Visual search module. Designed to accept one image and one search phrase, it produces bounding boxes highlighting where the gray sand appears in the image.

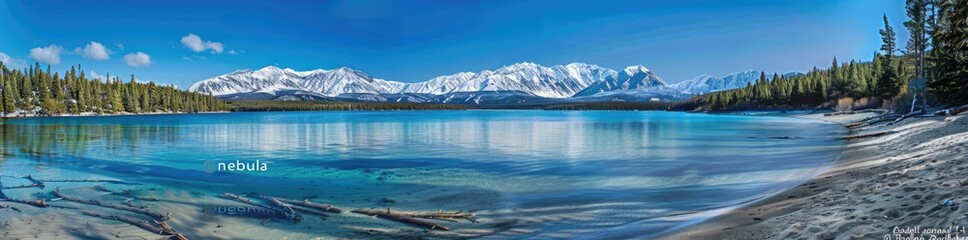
[661,113,968,240]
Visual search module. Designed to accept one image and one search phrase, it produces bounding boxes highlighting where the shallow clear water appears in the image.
[0,111,844,239]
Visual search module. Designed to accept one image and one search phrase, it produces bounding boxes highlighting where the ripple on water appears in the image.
[0,111,845,238]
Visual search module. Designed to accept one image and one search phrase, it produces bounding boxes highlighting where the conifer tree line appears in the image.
[699,0,967,110]
[926,0,968,104]
[0,62,229,116]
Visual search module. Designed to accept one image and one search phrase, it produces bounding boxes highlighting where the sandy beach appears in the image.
[661,112,968,240]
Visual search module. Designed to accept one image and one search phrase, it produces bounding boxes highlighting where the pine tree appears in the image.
[877,15,902,98]
[829,57,850,98]
[107,88,123,113]
[38,64,52,102]
[905,0,930,79]
[112,89,124,113]
[928,0,968,104]
[848,60,868,97]
[20,66,33,110]
[91,75,105,114]
[75,74,87,113]
[0,68,10,115]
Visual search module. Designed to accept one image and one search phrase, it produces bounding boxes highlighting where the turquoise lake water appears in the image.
[0,111,845,239]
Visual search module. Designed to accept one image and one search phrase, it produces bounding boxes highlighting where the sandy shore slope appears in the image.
[660,112,968,240]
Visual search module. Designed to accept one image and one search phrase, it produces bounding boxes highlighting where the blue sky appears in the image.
[0,0,908,88]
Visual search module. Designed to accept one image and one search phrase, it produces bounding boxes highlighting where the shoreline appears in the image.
[659,111,968,239]
[4,109,962,239]
[0,110,851,239]
[0,111,230,119]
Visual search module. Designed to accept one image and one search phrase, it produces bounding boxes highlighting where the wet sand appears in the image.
[661,112,968,240]
[0,178,497,240]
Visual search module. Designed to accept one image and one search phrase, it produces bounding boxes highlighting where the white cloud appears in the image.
[115,42,125,50]
[182,54,208,62]
[76,41,111,60]
[180,34,224,54]
[29,45,64,64]
[207,42,223,53]
[124,52,151,67]
[0,52,27,69]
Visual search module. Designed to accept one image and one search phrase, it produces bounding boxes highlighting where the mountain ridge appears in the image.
[189,63,770,104]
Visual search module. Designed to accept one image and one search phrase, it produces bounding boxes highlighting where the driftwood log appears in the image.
[935,104,968,116]
[82,211,189,240]
[119,189,160,201]
[0,175,45,190]
[157,220,191,240]
[222,193,302,223]
[865,113,902,125]
[54,188,168,221]
[0,196,47,207]
[845,112,889,129]
[34,178,128,184]
[0,175,125,191]
[390,210,478,223]
[842,131,896,140]
[23,175,46,189]
[0,179,48,208]
[272,197,343,213]
[823,109,888,116]
[352,208,450,231]
[0,183,43,190]
[2,198,48,208]
[95,185,160,201]
[253,195,323,217]
[284,202,332,217]
[252,195,331,217]
[889,109,927,125]
[82,211,165,233]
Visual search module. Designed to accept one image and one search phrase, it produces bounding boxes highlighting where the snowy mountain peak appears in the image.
[694,74,715,79]
[257,65,284,72]
[623,65,651,75]
[570,65,668,97]
[621,65,668,86]
[565,62,595,68]
[335,66,356,73]
[502,62,540,70]
[670,70,763,95]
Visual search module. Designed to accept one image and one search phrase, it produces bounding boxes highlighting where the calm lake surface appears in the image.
[0,111,845,239]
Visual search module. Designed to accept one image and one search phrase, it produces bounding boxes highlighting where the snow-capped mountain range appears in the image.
[188,63,768,104]
[571,65,668,97]
[670,70,762,95]
[188,66,405,97]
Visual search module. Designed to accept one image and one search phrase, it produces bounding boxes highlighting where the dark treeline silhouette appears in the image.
[234,101,704,112]
[697,0,967,111]
[699,57,897,111]
[926,0,968,104]
[0,63,228,116]
[543,101,699,111]
[229,100,468,111]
